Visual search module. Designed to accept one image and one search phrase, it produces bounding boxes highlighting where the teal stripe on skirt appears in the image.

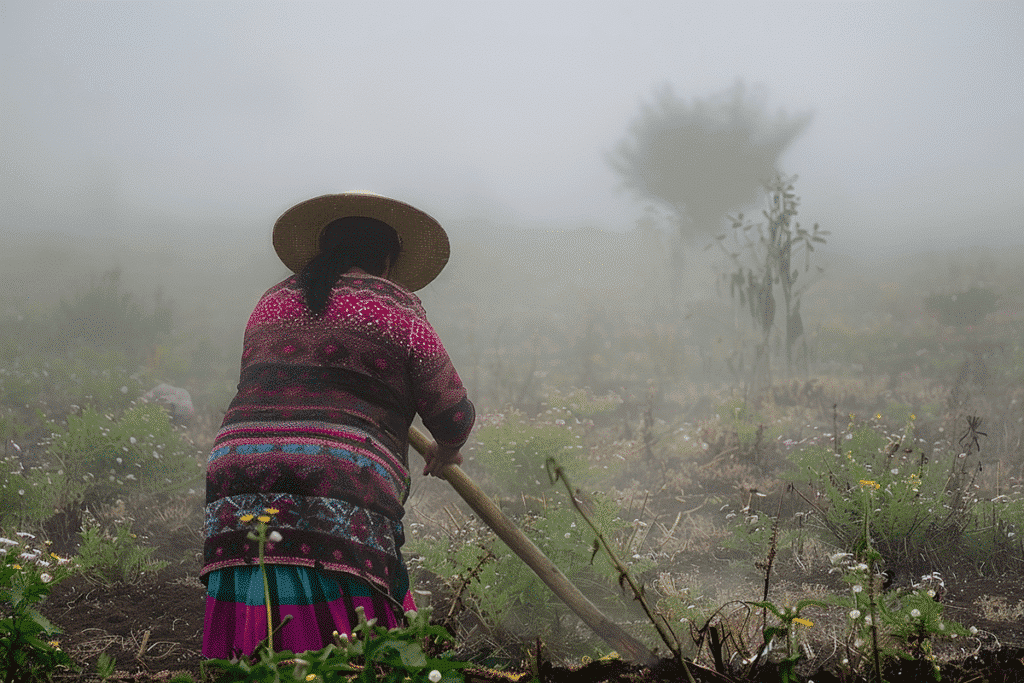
[203,565,415,658]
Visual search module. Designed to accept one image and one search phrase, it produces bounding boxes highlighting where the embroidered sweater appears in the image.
[202,273,474,597]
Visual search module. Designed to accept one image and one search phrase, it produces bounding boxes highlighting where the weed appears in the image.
[41,402,203,517]
[783,415,1010,572]
[76,521,168,586]
[0,533,77,682]
[94,652,115,681]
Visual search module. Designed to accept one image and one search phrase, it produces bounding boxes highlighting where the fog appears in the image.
[2,0,1023,400]
[4,6,1024,670]
[2,1,1021,257]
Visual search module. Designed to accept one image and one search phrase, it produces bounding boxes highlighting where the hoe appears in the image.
[408,426,657,667]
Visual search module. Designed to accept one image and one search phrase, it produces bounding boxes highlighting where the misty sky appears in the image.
[2,1,1022,255]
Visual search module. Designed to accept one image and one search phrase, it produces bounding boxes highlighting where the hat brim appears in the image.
[273,193,449,292]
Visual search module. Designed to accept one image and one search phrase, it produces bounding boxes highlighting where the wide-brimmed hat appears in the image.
[273,192,450,292]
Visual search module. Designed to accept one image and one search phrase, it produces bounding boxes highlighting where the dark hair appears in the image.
[297,216,402,317]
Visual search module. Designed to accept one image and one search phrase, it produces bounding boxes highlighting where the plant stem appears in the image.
[863,490,882,683]
[257,523,274,652]
[546,458,682,665]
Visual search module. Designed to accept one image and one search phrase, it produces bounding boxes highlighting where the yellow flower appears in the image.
[48,640,61,650]
[264,507,280,515]
[910,414,916,420]
[875,413,882,420]
[792,617,814,627]
[12,564,20,570]
[859,479,880,489]
[239,514,255,523]
[257,515,271,523]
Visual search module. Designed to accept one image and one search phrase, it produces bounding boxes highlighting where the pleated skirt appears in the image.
[202,565,418,659]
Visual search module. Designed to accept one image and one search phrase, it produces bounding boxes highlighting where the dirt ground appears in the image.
[36,510,1024,683]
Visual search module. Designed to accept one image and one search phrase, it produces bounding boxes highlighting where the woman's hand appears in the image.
[422,441,463,478]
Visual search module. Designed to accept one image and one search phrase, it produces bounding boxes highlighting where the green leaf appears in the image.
[390,640,428,668]
[27,608,60,635]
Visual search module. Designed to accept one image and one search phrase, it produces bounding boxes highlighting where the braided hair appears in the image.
[296,216,402,317]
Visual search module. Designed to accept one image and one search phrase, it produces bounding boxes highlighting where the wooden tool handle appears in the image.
[408,426,656,666]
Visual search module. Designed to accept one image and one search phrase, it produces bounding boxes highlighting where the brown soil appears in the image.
[36,519,1024,683]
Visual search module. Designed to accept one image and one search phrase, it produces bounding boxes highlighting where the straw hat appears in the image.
[273,193,450,292]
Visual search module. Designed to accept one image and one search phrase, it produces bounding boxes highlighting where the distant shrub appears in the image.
[925,287,997,327]
[41,403,202,513]
[51,268,173,360]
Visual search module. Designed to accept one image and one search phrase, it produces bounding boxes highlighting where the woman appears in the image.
[201,193,474,658]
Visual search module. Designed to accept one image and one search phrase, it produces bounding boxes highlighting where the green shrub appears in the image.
[42,402,202,512]
[0,533,77,682]
[472,412,584,492]
[783,417,1013,571]
[76,521,167,586]
[0,465,69,531]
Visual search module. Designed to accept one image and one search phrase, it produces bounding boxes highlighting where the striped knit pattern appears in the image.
[202,273,474,601]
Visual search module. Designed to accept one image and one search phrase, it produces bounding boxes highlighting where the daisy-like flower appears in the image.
[264,507,280,514]
[239,513,255,523]
[40,573,52,583]
[257,515,271,523]
[849,609,861,619]
[910,608,921,618]
[859,479,880,490]
[792,617,814,627]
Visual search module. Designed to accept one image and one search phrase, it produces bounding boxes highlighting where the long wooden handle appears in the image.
[408,427,656,667]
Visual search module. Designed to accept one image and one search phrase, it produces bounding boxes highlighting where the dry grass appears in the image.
[975,595,1024,622]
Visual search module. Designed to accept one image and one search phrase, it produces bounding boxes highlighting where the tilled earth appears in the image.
[37,520,1024,683]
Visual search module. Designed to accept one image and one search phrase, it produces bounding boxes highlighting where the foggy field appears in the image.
[3,2,1023,680]
[2,228,1024,682]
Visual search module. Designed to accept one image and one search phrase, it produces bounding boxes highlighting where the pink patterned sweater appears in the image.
[202,273,474,600]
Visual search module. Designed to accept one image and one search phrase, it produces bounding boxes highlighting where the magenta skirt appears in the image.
[203,565,417,659]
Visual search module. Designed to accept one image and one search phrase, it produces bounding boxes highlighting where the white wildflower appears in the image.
[849,609,861,619]
[910,609,921,618]
[428,671,443,683]
[829,552,852,565]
